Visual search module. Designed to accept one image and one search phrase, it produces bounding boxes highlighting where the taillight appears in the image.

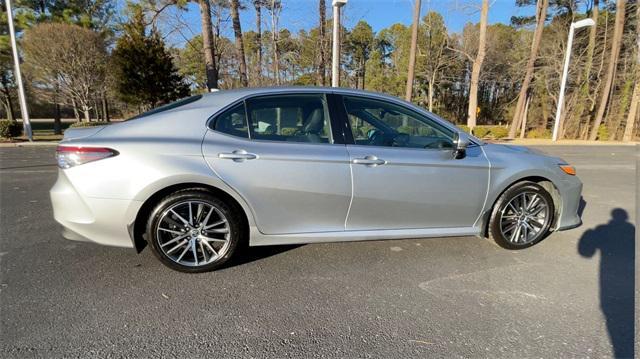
[55,146,118,169]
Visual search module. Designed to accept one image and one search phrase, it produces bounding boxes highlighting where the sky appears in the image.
[159,0,539,48]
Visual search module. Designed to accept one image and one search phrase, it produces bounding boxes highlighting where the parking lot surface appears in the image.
[0,145,636,358]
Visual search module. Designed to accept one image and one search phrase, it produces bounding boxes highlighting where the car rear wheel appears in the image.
[146,190,241,272]
[488,181,554,249]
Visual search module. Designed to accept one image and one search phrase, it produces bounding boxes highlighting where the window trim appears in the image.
[337,94,463,151]
[207,92,349,146]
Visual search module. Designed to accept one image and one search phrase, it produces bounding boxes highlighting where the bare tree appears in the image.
[23,23,107,122]
[467,0,489,130]
[318,0,327,86]
[405,0,421,101]
[589,0,626,140]
[508,0,549,138]
[230,0,248,86]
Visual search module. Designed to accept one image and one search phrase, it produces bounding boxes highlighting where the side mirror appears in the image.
[452,131,470,159]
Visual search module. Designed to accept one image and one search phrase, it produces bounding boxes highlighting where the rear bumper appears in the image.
[50,169,141,248]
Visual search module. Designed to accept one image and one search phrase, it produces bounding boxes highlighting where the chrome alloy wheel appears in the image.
[155,200,231,267]
[499,191,550,245]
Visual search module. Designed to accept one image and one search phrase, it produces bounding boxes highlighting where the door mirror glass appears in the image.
[453,131,470,159]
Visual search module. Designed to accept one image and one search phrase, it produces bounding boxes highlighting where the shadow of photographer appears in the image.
[578,208,635,358]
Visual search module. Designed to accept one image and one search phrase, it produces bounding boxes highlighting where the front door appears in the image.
[202,93,352,235]
[339,95,490,231]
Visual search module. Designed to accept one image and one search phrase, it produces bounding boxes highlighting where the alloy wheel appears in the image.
[499,191,550,245]
[155,200,231,267]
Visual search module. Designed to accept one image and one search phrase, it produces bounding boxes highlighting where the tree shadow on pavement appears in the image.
[578,208,635,358]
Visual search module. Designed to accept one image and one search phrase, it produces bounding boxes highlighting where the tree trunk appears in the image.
[405,0,421,101]
[564,0,598,139]
[428,72,436,112]
[72,99,80,122]
[255,2,262,86]
[508,0,549,138]
[589,0,626,141]
[622,3,639,142]
[82,106,91,122]
[199,0,219,90]
[231,0,248,87]
[4,94,14,121]
[318,0,327,86]
[53,103,62,135]
[467,0,489,130]
[519,94,531,139]
[102,96,110,122]
[271,3,281,85]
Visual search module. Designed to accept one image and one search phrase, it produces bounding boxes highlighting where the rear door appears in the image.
[337,94,490,231]
[202,93,352,235]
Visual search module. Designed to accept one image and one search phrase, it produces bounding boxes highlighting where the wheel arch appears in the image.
[481,175,562,238]
[130,182,251,253]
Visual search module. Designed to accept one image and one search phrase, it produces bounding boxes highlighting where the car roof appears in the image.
[196,86,408,107]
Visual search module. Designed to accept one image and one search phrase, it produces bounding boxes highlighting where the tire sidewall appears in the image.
[146,190,240,273]
[489,182,555,249]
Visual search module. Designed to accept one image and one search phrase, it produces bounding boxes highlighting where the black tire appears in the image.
[488,181,555,249]
[146,189,242,273]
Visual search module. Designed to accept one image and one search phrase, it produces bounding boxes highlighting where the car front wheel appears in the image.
[488,181,555,249]
[146,189,241,272]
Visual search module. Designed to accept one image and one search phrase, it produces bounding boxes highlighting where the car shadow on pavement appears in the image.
[223,244,304,269]
[578,208,635,358]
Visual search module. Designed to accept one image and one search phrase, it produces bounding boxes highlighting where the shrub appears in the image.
[0,120,21,139]
[397,125,414,135]
[489,126,509,139]
[473,126,490,139]
[418,126,436,136]
[526,128,551,139]
[280,127,298,136]
[458,125,470,133]
[596,124,609,141]
[69,121,110,128]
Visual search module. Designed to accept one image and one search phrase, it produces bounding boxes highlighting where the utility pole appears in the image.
[405,0,421,101]
[5,0,32,141]
[552,18,596,141]
[331,0,347,87]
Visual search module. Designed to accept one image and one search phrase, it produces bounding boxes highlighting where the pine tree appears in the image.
[111,6,189,110]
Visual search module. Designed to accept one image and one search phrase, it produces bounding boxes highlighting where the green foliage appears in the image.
[111,5,189,109]
[597,124,609,141]
[526,128,551,139]
[280,127,297,136]
[458,125,508,139]
[0,120,21,138]
[397,125,413,135]
[69,121,110,128]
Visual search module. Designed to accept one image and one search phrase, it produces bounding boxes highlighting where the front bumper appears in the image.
[555,176,583,231]
[50,169,141,248]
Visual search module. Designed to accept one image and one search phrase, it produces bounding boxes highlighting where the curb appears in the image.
[0,141,59,147]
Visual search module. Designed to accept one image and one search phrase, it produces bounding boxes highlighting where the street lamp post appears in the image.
[552,18,596,142]
[331,0,347,87]
[5,0,32,141]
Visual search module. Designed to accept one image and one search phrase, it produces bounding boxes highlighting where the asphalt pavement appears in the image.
[0,145,636,358]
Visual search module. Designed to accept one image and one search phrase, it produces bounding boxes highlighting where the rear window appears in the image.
[127,95,203,120]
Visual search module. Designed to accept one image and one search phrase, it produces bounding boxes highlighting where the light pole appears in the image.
[552,18,596,141]
[5,0,32,141]
[331,0,347,87]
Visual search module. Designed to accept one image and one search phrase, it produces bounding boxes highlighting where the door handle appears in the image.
[218,150,258,162]
[352,155,386,167]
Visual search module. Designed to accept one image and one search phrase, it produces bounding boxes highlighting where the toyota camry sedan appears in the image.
[50,87,582,272]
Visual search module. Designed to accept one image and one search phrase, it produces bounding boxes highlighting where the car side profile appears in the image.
[50,87,583,272]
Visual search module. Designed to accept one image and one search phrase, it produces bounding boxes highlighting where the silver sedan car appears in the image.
[50,87,582,272]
